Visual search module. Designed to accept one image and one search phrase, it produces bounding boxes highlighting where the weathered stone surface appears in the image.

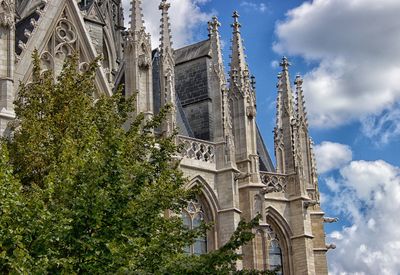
[4,1,329,274]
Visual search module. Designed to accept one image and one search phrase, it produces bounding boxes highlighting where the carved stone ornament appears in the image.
[246,105,256,119]
[55,18,78,58]
[138,54,150,69]
[0,0,15,29]
[323,217,339,223]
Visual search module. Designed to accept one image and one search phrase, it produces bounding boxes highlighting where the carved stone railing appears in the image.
[178,136,216,163]
[260,172,288,193]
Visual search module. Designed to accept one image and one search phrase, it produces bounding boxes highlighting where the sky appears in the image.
[122,0,400,274]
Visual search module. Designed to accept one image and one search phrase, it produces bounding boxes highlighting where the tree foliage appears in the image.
[0,52,276,274]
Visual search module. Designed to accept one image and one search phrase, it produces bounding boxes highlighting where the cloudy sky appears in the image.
[122,0,400,273]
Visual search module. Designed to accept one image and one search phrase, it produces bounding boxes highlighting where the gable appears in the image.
[83,2,106,26]
[15,0,112,97]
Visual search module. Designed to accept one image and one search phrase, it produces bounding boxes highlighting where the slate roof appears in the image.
[256,124,275,172]
[176,96,194,137]
[174,39,211,65]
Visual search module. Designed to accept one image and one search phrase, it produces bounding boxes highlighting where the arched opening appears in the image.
[186,176,220,252]
[265,207,293,275]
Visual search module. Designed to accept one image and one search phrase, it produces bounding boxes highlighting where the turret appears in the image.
[0,0,16,135]
[124,0,153,120]
[158,0,176,136]
[228,11,259,183]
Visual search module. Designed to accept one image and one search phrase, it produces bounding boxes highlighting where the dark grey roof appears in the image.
[151,48,193,137]
[174,39,211,65]
[176,96,194,137]
[256,124,275,172]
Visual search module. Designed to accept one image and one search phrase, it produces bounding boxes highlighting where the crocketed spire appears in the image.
[130,0,144,31]
[208,16,224,80]
[159,0,172,55]
[229,11,249,86]
[274,57,296,173]
[295,74,308,127]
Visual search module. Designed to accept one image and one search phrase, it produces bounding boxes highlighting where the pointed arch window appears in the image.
[268,237,283,274]
[182,199,207,255]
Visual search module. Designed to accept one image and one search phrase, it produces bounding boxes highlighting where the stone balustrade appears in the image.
[260,171,288,193]
[178,135,216,163]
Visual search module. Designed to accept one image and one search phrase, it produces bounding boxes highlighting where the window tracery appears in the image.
[182,199,207,255]
[267,227,283,275]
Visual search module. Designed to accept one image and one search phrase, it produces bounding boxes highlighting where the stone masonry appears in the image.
[0,0,336,274]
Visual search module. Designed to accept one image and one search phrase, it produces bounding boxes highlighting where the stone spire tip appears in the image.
[232,11,241,33]
[295,74,303,87]
[280,56,291,69]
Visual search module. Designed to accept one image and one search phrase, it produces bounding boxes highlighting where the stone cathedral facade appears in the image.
[0,0,337,274]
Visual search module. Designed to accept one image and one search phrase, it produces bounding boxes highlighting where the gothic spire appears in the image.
[275,73,283,130]
[159,0,172,56]
[130,0,144,31]
[208,16,225,82]
[295,74,308,127]
[274,57,296,174]
[279,56,294,118]
[158,0,176,136]
[230,11,249,85]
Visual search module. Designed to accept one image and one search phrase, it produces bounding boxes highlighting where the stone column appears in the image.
[0,0,16,136]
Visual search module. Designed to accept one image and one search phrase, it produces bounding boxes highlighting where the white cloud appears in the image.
[273,0,400,130]
[361,103,400,145]
[314,141,352,174]
[324,160,400,274]
[240,1,268,13]
[122,0,212,49]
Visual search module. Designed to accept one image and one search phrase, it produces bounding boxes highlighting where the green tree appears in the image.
[0,52,276,274]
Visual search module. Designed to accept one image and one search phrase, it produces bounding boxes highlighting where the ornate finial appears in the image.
[210,16,221,32]
[233,11,240,20]
[280,56,291,70]
[294,74,303,88]
[231,11,241,33]
[159,0,170,11]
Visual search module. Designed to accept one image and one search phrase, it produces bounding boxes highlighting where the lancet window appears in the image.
[268,232,283,274]
[182,199,207,255]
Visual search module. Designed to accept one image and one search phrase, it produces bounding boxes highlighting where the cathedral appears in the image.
[0,0,336,274]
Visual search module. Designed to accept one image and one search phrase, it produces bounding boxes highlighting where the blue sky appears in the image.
[124,0,400,273]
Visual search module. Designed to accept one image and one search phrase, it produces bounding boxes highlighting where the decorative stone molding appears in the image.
[0,0,15,29]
